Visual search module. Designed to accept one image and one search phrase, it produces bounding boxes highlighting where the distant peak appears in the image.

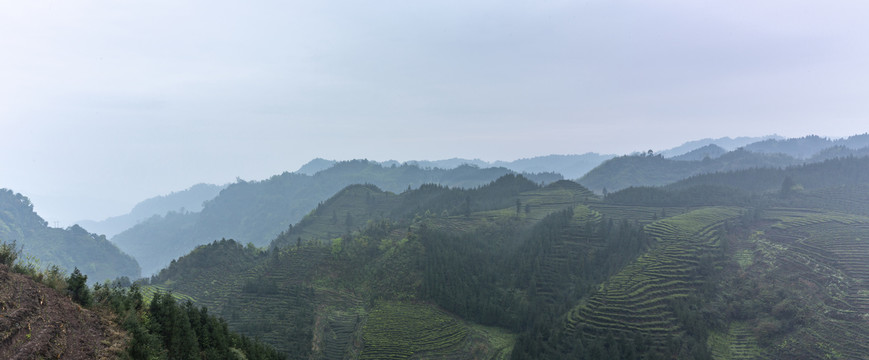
[296,158,337,175]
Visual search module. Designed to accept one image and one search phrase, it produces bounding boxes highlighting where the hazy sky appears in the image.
[2,0,868,226]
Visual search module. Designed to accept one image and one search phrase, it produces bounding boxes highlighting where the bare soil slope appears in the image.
[0,265,126,359]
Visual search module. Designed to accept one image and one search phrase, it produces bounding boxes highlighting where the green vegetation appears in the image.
[0,189,140,282]
[579,148,800,193]
[114,161,561,276]
[132,162,869,359]
[1,239,285,359]
[359,301,468,359]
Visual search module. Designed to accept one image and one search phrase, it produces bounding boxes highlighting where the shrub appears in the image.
[0,240,19,266]
[67,267,92,307]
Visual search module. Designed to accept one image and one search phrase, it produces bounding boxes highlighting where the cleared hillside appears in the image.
[0,264,127,359]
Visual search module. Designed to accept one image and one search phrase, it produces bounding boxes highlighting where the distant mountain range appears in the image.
[297,153,616,179]
[57,132,869,279]
[658,135,782,157]
[579,134,869,193]
[76,183,226,238]
[86,133,869,243]
[112,161,562,276]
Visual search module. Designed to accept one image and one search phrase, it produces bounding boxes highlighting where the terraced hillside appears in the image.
[144,170,869,359]
[745,208,869,359]
[565,207,742,344]
[149,240,320,356]
[589,203,692,224]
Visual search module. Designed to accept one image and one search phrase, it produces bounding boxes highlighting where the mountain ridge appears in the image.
[0,189,140,282]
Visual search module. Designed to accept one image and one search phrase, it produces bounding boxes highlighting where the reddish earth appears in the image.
[0,264,126,359]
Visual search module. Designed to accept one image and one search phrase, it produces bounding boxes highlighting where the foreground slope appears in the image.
[0,264,126,359]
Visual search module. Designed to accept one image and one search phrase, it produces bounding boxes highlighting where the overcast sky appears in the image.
[1,0,868,225]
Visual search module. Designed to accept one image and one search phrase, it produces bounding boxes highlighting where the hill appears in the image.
[743,134,869,158]
[0,189,140,282]
[76,183,225,238]
[0,263,126,359]
[148,175,603,358]
[0,245,286,359]
[114,161,562,276]
[144,159,869,359]
[670,144,727,161]
[807,145,869,162]
[658,135,781,158]
[668,155,869,195]
[578,148,799,193]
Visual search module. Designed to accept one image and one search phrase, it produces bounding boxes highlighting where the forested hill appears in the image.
[145,166,869,359]
[742,133,869,158]
[76,183,226,238]
[670,144,727,161]
[578,148,798,193]
[0,189,139,282]
[668,155,869,194]
[658,135,780,157]
[113,160,562,276]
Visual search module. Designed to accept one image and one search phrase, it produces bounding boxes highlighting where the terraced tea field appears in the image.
[708,322,763,360]
[139,284,196,304]
[528,205,604,304]
[516,181,598,221]
[753,208,869,358]
[359,302,469,359]
[153,245,327,355]
[589,203,692,224]
[563,207,742,344]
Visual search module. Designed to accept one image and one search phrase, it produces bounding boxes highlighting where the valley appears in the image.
[3,134,869,359]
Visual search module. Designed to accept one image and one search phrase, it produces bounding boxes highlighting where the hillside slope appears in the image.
[116,161,561,275]
[146,163,869,359]
[668,156,869,194]
[0,189,140,282]
[0,264,126,359]
[578,149,798,193]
